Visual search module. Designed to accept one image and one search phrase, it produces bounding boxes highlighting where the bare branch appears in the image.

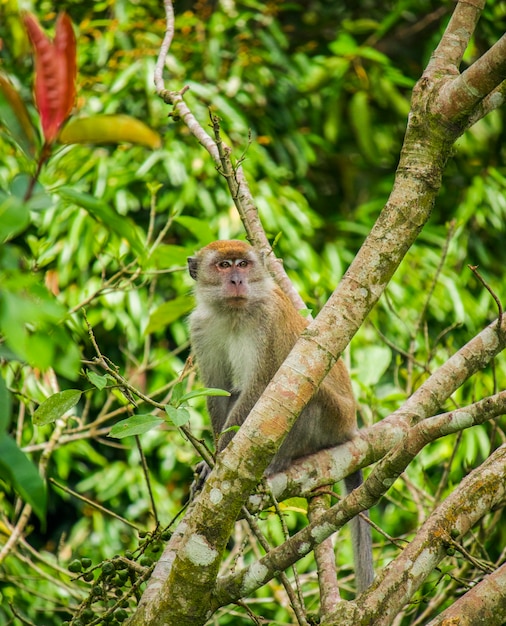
[214,394,506,606]
[436,32,506,120]
[358,445,506,626]
[267,313,506,503]
[467,79,506,124]
[153,0,175,93]
[468,264,504,328]
[425,561,506,626]
[308,491,341,616]
[427,0,485,73]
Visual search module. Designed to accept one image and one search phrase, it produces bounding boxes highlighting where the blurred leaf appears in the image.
[178,387,230,404]
[3,6,30,59]
[274,498,308,514]
[9,174,52,210]
[376,75,411,117]
[0,196,30,242]
[23,12,76,144]
[148,244,192,270]
[299,57,350,93]
[33,389,82,426]
[0,277,80,378]
[175,216,216,244]
[349,91,380,164]
[0,434,46,521]
[354,346,392,386]
[146,295,194,334]
[109,414,164,438]
[57,187,145,256]
[329,32,358,56]
[0,72,38,156]
[165,405,190,427]
[87,371,113,391]
[342,18,380,34]
[59,114,161,149]
[0,375,12,433]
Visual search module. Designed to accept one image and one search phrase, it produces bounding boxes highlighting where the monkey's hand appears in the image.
[189,460,211,500]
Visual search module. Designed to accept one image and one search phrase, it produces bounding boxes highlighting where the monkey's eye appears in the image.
[236,260,248,268]
[217,260,233,269]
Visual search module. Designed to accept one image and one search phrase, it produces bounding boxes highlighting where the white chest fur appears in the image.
[224,327,260,391]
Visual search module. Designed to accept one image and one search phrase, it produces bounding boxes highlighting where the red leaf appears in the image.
[23,12,76,144]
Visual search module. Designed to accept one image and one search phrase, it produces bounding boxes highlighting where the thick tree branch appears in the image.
[467,79,506,124]
[356,445,506,626]
[266,314,506,503]
[428,0,484,72]
[436,33,506,121]
[213,394,506,607]
[308,491,341,617]
[424,561,506,626]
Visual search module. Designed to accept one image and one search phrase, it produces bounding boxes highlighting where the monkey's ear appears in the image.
[187,257,199,280]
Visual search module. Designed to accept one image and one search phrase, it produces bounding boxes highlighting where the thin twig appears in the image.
[308,489,340,616]
[468,264,503,329]
[49,478,140,530]
[135,436,159,525]
[407,220,456,394]
[84,311,215,465]
[241,506,310,626]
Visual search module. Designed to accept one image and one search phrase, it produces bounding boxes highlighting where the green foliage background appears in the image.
[0,0,505,624]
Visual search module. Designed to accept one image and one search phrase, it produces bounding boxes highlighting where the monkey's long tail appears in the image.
[344,469,374,594]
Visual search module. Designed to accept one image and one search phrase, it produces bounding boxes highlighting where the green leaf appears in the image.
[178,387,230,404]
[33,389,82,426]
[165,405,190,427]
[0,374,12,433]
[174,216,215,244]
[349,91,380,164]
[109,414,164,439]
[10,174,53,210]
[145,295,195,334]
[221,424,240,436]
[87,371,112,391]
[57,187,145,257]
[0,434,46,521]
[354,346,392,386]
[0,195,30,242]
[148,244,192,270]
[0,278,80,378]
[170,380,187,407]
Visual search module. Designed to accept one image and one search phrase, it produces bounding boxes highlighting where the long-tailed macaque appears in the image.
[187,239,373,592]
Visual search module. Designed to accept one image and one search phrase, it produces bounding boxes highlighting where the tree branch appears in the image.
[436,33,506,121]
[427,0,485,73]
[213,393,506,606]
[129,1,506,623]
[308,491,341,617]
[266,314,506,504]
[357,445,506,626]
[424,561,506,626]
[153,1,305,310]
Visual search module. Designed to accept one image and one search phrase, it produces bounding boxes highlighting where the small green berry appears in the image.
[68,559,83,573]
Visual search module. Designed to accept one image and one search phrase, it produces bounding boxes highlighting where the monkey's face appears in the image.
[214,256,252,303]
[188,240,274,310]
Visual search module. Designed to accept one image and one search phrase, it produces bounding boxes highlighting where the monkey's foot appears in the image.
[189,460,211,500]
